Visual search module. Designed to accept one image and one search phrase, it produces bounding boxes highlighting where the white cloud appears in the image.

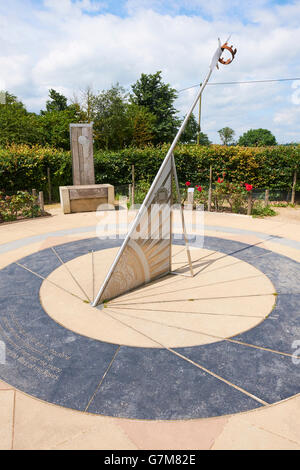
[0,55,30,88]
[0,0,300,143]
[43,0,106,15]
[274,106,300,125]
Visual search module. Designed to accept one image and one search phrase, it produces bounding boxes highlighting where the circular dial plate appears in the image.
[0,236,299,420]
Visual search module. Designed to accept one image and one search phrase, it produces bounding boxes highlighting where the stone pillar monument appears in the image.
[70,123,95,185]
[59,123,114,214]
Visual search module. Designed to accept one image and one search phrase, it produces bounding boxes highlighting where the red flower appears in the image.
[245,183,253,191]
[185,181,191,187]
[217,177,224,183]
[196,185,202,192]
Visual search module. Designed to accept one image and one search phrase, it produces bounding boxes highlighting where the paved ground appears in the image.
[266,205,300,224]
[0,205,300,449]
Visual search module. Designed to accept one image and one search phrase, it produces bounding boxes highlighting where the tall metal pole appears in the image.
[131,164,135,205]
[92,40,225,307]
[197,83,202,145]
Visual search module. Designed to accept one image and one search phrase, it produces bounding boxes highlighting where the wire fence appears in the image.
[2,184,299,221]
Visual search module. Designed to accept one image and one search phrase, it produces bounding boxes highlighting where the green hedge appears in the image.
[0,144,299,201]
[0,144,71,201]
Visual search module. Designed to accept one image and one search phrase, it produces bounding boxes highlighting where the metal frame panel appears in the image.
[92,41,225,306]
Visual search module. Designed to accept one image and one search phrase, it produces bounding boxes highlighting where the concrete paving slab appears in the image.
[0,207,300,449]
[0,390,14,450]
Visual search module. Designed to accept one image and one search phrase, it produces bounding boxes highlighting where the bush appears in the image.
[85,144,300,192]
[0,144,71,201]
[212,179,248,213]
[0,144,299,202]
[186,177,252,214]
[251,202,277,218]
[134,180,151,204]
[0,191,42,222]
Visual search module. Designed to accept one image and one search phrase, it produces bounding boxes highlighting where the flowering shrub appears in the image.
[193,187,208,209]
[188,175,255,214]
[0,191,42,222]
[214,178,251,213]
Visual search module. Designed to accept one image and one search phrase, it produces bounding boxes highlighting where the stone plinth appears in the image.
[60,184,115,214]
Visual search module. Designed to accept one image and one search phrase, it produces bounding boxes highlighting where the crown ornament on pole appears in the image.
[219,42,237,65]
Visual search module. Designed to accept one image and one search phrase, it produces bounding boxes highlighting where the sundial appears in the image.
[1,234,300,419]
[0,40,300,420]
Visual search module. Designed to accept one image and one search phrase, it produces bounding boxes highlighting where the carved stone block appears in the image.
[59,185,115,214]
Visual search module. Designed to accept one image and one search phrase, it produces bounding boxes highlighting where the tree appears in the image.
[40,89,81,149]
[238,128,277,146]
[130,71,180,144]
[126,103,156,147]
[40,106,81,149]
[76,86,97,122]
[43,89,68,114]
[180,114,211,145]
[0,92,44,146]
[197,131,211,146]
[3,92,26,110]
[93,84,130,150]
[218,127,235,146]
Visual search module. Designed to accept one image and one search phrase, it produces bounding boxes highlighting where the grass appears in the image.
[251,203,277,218]
[271,201,296,208]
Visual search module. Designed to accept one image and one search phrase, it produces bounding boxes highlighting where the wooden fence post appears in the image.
[208,165,212,211]
[131,165,135,205]
[39,191,44,213]
[264,189,269,207]
[187,188,194,208]
[247,191,252,216]
[291,169,297,205]
[47,167,52,204]
[32,189,38,218]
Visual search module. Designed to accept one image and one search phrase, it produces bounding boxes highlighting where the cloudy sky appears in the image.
[1,0,300,143]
